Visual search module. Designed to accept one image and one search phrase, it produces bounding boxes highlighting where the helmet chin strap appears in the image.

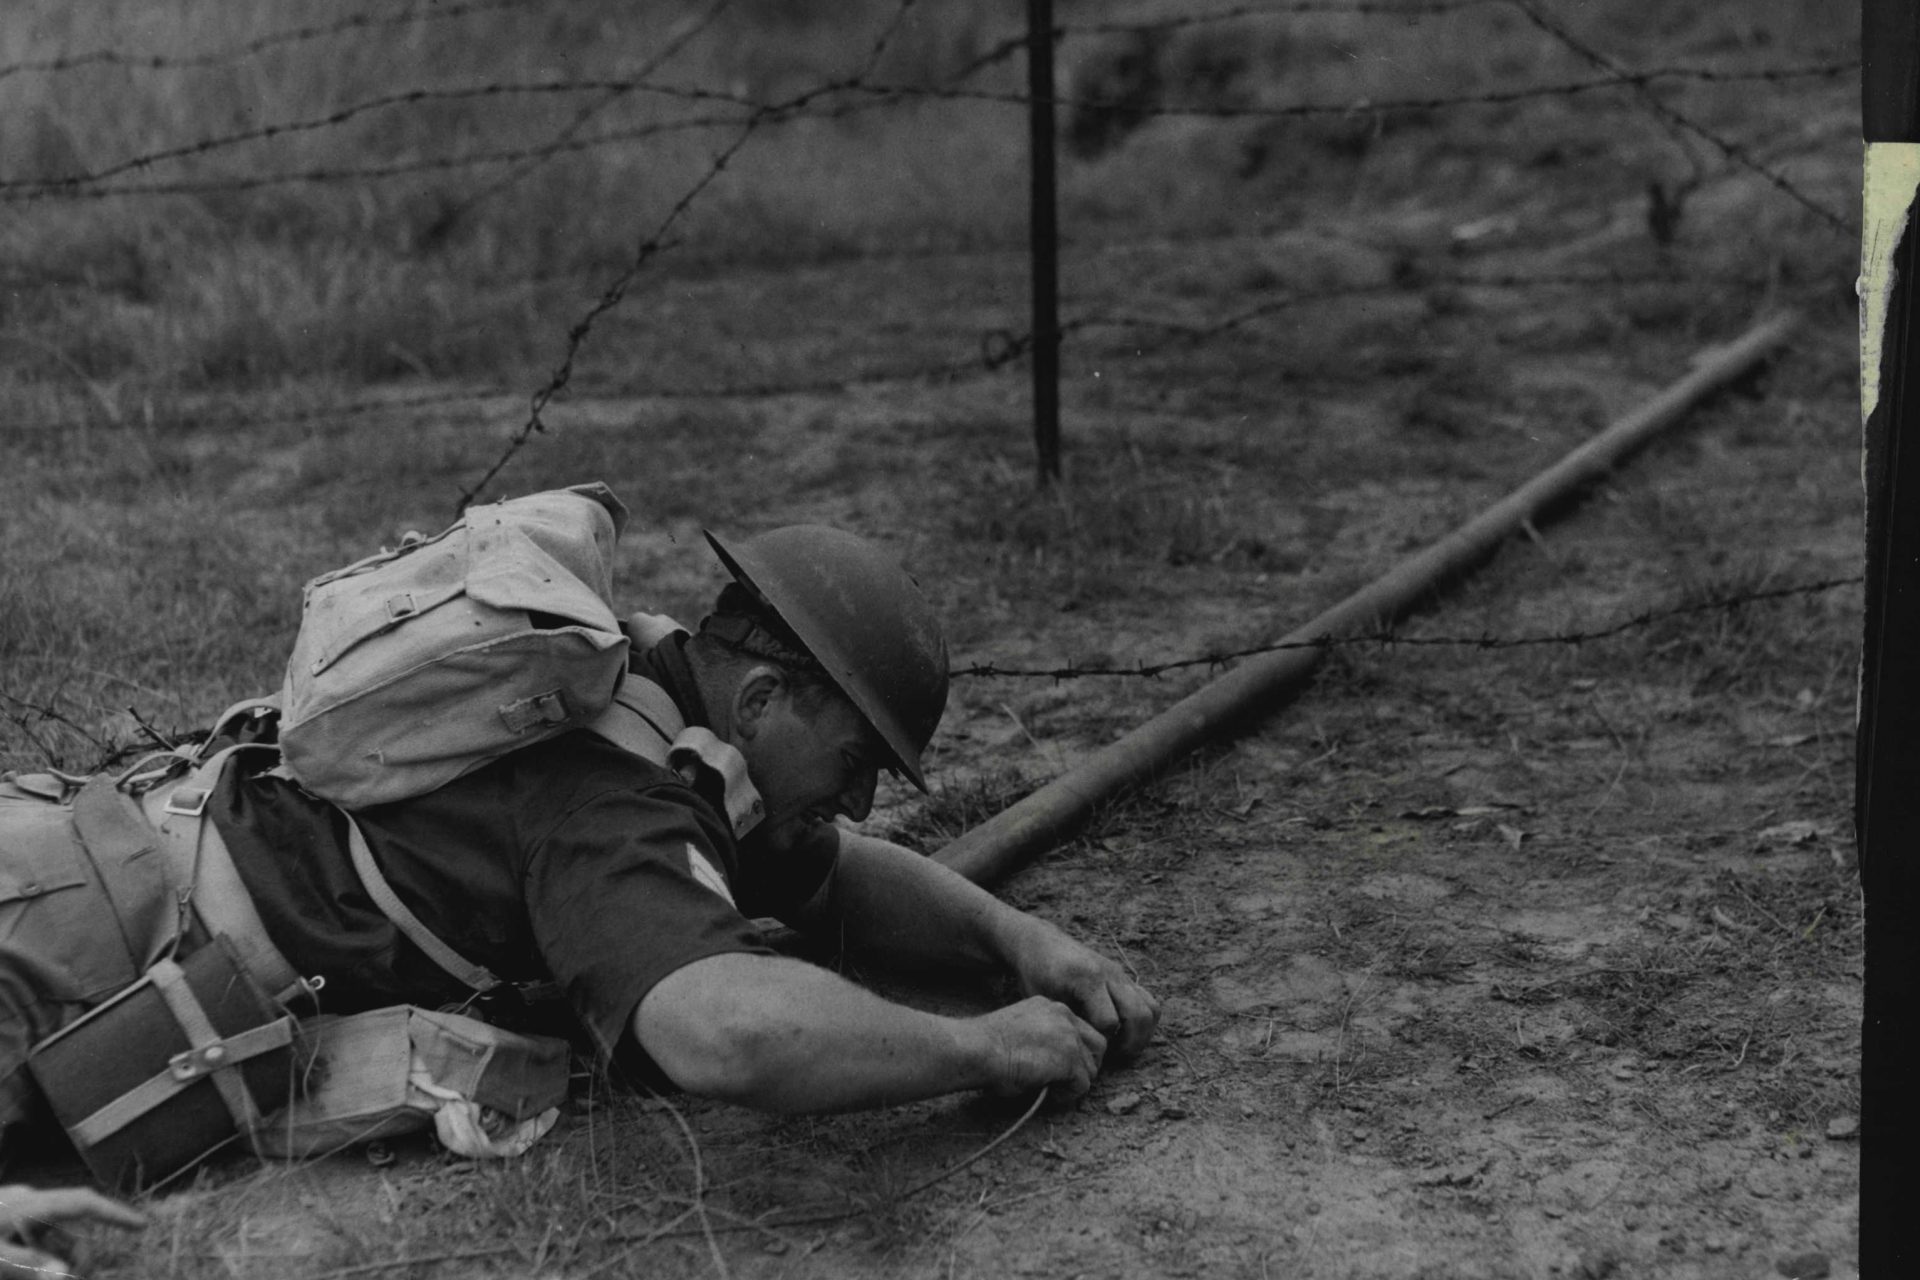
[699,603,823,673]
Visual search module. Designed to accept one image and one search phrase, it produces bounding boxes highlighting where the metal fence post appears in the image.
[1859,1,1920,1272]
[1027,0,1061,485]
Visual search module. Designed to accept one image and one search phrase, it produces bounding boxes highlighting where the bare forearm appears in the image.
[811,830,1029,973]
[635,953,1002,1112]
[792,832,1161,1064]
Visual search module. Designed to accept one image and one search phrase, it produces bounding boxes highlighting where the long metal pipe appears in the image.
[937,311,1800,886]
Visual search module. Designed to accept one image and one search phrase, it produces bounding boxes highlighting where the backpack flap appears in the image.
[464,508,621,637]
[279,485,634,809]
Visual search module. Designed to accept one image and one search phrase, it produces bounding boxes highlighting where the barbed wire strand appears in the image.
[0,0,538,83]
[850,58,1855,123]
[948,0,1499,80]
[1507,0,1851,236]
[950,576,1863,680]
[2,264,1774,439]
[0,79,769,200]
[1,55,1853,204]
[452,0,928,509]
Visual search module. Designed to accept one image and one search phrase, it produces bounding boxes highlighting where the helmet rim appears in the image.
[704,526,946,792]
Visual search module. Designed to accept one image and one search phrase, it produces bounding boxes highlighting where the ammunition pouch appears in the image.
[26,937,306,1190]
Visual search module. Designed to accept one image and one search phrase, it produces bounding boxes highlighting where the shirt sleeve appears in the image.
[523,785,773,1066]
[733,819,841,921]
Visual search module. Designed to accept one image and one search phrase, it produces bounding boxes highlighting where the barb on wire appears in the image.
[453,0,928,509]
[1506,0,1851,236]
[0,0,537,84]
[950,577,1862,680]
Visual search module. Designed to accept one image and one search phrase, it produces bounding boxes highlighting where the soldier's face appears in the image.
[742,682,882,835]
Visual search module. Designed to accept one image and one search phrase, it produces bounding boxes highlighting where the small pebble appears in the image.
[1105,1090,1142,1116]
[1824,1114,1859,1141]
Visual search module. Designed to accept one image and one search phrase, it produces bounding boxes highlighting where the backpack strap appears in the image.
[589,675,764,839]
[588,672,686,764]
[342,818,504,994]
[138,745,310,1005]
[668,729,765,839]
[350,651,763,993]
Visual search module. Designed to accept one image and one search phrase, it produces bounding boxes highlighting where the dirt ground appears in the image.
[5,6,1864,1278]
[93,224,1861,1280]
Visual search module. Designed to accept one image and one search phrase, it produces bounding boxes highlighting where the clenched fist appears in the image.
[997,918,1161,1062]
[978,996,1109,1098]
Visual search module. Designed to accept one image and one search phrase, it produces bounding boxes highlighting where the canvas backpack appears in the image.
[278,482,636,810]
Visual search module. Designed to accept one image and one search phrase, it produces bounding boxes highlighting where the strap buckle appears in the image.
[164,785,211,818]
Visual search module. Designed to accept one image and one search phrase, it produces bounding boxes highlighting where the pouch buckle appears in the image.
[167,1042,233,1082]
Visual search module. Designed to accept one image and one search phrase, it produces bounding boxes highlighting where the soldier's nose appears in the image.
[838,766,877,823]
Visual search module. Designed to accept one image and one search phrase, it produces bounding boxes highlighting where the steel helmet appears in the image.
[704,525,949,791]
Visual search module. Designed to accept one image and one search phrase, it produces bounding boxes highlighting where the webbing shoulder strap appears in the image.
[350,663,760,991]
[343,818,503,993]
[142,745,306,1003]
[588,674,764,838]
[587,672,685,764]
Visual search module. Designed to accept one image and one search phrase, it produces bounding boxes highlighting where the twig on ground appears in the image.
[619,1087,1052,1248]
[651,1090,731,1280]
[1721,873,1795,936]
[311,1244,519,1279]
[126,704,179,751]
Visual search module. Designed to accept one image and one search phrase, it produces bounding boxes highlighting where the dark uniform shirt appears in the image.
[210,635,838,1068]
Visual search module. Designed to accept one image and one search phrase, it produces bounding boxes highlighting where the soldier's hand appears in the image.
[978,996,1108,1099]
[0,1185,145,1279]
[1001,919,1161,1061]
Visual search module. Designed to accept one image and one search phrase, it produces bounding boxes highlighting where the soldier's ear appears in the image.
[732,666,785,740]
